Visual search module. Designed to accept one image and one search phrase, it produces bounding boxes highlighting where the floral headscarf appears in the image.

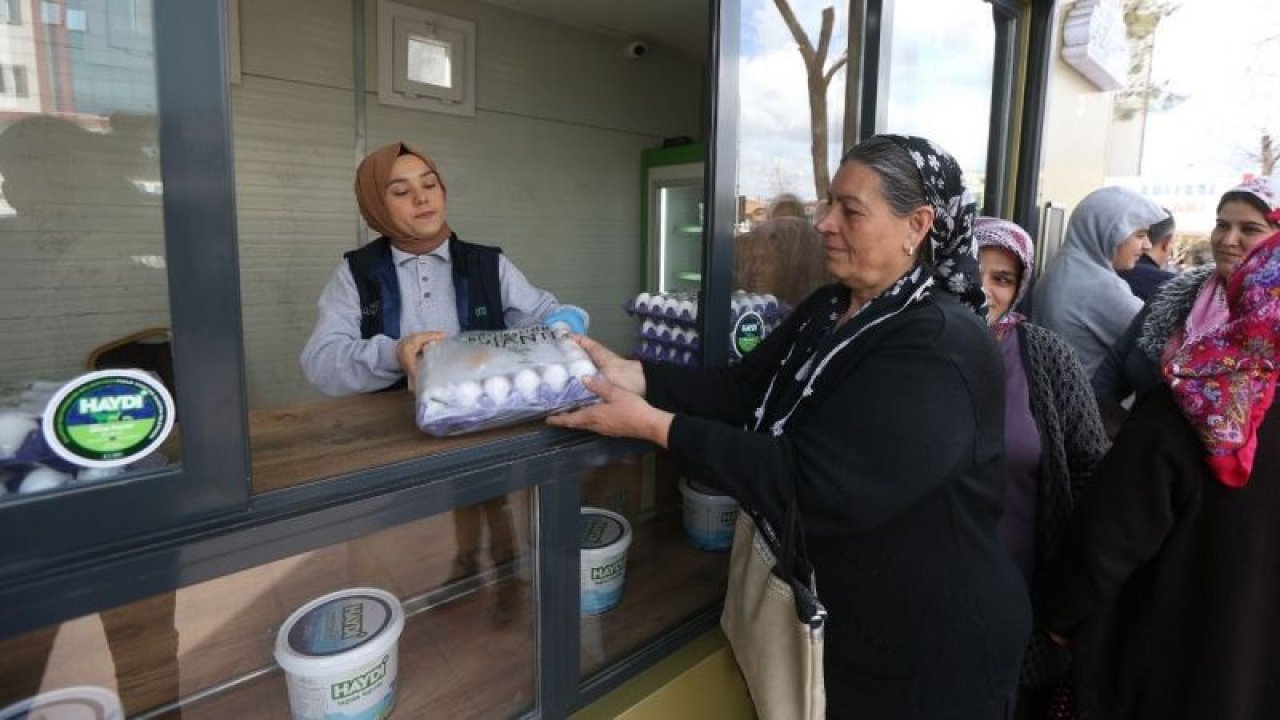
[1165,230,1280,487]
[883,134,985,315]
[1223,177,1280,222]
[974,216,1035,340]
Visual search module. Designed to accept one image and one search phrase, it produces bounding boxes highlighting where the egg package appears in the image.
[416,326,600,437]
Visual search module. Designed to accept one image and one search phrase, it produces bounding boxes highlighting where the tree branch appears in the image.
[815,7,835,66]
[773,0,816,63]
[823,53,848,86]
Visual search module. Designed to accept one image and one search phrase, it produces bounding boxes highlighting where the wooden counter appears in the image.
[247,392,551,493]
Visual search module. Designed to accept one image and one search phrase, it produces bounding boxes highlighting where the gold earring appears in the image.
[903,245,915,256]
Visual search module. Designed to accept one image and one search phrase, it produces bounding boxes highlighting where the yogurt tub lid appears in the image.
[0,685,123,720]
[580,507,631,550]
[274,587,405,676]
[681,477,733,499]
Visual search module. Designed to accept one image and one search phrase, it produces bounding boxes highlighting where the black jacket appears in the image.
[646,284,1031,719]
[1047,389,1280,720]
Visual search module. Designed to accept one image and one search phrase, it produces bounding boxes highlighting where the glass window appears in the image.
[884,0,996,207]
[579,452,729,678]
[731,0,845,332]
[0,0,176,501]
[0,490,537,718]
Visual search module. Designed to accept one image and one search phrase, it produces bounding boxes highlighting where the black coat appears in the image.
[1047,389,1280,720]
[646,285,1030,719]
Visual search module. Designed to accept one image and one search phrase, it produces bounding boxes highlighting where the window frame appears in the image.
[377,0,476,117]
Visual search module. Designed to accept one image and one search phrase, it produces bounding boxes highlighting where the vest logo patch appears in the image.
[474,307,487,317]
[362,300,381,317]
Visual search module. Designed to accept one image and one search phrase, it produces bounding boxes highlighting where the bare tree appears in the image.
[1114,0,1186,121]
[1262,133,1276,176]
[773,0,847,202]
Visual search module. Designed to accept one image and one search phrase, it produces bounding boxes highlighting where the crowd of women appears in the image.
[547,134,1280,719]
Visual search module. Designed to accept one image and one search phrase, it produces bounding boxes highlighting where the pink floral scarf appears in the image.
[1164,231,1280,487]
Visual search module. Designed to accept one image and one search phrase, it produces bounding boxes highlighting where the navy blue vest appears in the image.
[345,234,507,341]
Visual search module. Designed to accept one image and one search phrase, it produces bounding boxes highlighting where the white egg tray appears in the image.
[415,326,599,437]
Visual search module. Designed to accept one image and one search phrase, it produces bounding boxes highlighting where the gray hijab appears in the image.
[1032,186,1166,376]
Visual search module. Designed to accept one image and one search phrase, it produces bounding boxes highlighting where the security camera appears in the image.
[624,40,649,60]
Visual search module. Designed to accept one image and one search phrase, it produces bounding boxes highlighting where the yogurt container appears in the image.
[580,507,633,615]
[0,686,123,720]
[679,478,739,551]
[274,588,405,720]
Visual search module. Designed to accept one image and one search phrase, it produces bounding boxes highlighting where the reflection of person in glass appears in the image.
[550,135,1030,717]
[300,143,573,623]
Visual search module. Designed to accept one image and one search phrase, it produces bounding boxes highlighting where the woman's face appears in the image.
[979,246,1020,326]
[384,154,448,242]
[1110,228,1152,271]
[1211,200,1275,280]
[814,161,930,301]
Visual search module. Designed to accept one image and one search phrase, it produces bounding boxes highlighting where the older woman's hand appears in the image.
[547,374,672,446]
[569,335,646,396]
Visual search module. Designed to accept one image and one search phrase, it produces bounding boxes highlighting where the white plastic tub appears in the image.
[274,587,405,720]
[580,507,633,615]
[0,686,123,720]
[679,478,739,551]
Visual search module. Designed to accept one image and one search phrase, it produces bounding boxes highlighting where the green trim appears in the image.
[641,143,707,288]
[572,628,753,720]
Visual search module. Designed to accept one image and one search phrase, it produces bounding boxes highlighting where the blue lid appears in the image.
[580,511,624,549]
[286,593,393,658]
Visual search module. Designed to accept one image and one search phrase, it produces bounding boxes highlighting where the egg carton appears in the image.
[633,341,699,367]
[625,291,790,327]
[637,320,702,351]
[416,326,600,437]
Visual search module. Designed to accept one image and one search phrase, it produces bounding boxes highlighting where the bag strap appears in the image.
[774,477,827,630]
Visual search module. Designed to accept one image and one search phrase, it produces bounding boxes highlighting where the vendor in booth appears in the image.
[301,141,587,396]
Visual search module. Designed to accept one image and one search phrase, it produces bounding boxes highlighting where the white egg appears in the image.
[0,411,37,457]
[483,375,512,403]
[569,360,598,379]
[634,292,651,313]
[453,380,484,408]
[672,328,686,345]
[420,399,445,417]
[558,340,587,362]
[78,465,126,482]
[678,299,695,319]
[541,364,569,393]
[513,369,541,401]
[641,319,656,338]
[19,466,72,494]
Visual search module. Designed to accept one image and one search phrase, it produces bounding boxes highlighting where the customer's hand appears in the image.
[568,335,646,396]
[396,331,447,391]
[547,374,672,447]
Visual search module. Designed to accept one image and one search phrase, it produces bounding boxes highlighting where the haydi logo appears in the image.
[720,510,736,525]
[590,558,624,583]
[78,394,146,418]
[330,655,388,701]
[340,603,367,641]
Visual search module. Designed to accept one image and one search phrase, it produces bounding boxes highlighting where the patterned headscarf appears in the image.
[354,142,449,240]
[974,216,1035,340]
[1221,177,1280,223]
[1164,230,1280,487]
[883,134,986,315]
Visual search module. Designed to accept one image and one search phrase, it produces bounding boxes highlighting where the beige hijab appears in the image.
[353,142,449,242]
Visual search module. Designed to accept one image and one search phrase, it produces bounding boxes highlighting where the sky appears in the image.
[1140,0,1280,181]
[736,0,1280,206]
[738,0,997,202]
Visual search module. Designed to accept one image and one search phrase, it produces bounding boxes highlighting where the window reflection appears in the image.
[0,0,174,500]
[885,0,995,205]
[0,491,536,718]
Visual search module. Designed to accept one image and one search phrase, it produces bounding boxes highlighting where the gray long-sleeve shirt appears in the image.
[300,241,560,396]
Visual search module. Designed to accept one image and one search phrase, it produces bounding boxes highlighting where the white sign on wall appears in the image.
[1061,0,1129,91]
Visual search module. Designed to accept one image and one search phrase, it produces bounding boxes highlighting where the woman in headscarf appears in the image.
[974,217,1108,716]
[1093,179,1280,429]
[550,135,1031,718]
[1031,186,1167,377]
[300,141,587,396]
[1046,229,1280,720]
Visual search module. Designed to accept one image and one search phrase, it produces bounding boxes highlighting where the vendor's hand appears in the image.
[569,334,646,396]
[396,331,447,391]
[547,374,672,447]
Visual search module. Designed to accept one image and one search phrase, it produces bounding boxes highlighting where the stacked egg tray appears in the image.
[624,291,790,366]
